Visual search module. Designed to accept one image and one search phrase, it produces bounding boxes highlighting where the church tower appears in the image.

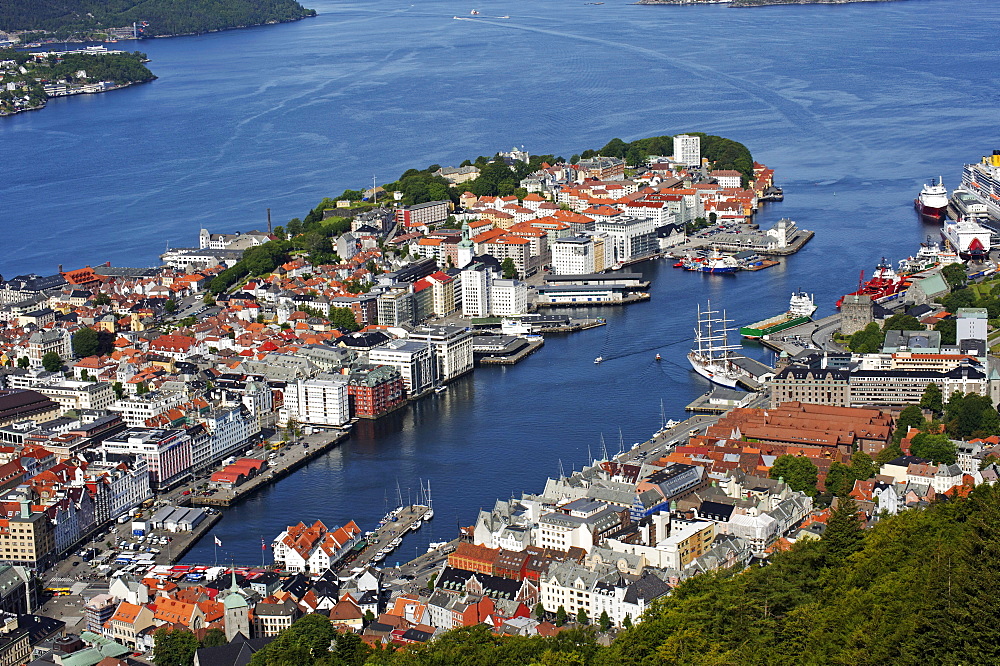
[223,571,250,641]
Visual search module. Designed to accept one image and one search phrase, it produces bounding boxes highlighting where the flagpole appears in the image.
[214,538,218,567]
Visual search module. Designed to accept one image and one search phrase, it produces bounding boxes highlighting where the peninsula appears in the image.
[0,0,315,43]
[0,47,155,116]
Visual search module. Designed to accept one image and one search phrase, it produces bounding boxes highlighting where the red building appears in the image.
[347,366,405,419]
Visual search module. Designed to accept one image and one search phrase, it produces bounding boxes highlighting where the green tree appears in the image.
[80,369,89,381]
[112,381,125,399]
[576,608,588,625]
[920,382,944,414]
[769,455,819,496]
[599,610,611,632]
[250,614,339,665]
[93,292,111,306]
[848,322,885,353]
[942,262,968,289]
[849,451,877,480]
[909,432,957,464]
[164,298,177,313]
[136,382,149,395]
[41,351,62,372]
[153,627,199,666]
[875,441,903,465]
[16,357,28,369]
[427,572,437,591]
[72,326,100,358]
[823,496,863,563]
[200,628,227,648]
[893,404,925,443]
[881,313,923,332]
[934,318,957,345]
[329,306,360,332]
[501,257,518,279]
[555,605,567,626]
[622,614,632,629]
[824,461,853,497]
[535,602,546,620]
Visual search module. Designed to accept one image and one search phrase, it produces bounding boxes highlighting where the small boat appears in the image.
[655,354,661,361]
[423,508,434,521]
[470,9,480,13]
[434,385,447,394]
[390,537,403,548]
[594,356,604,364]
[410,522,421,532]
[373,552,386,562]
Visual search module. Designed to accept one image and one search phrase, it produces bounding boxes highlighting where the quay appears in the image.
[474,336,545,365]
[345,504,433,570]
[536,317,606,334]
[685,387,761,413]
[190,429,350,507]
[758,312,843,355]
[535,292,651,308]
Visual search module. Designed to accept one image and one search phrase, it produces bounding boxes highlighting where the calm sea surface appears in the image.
[1,0,997,564]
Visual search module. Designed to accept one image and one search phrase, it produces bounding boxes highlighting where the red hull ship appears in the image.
[836,259,910,308]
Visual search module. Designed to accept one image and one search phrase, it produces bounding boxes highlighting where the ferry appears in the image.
[941,216,992,261]
[739,291,816,339]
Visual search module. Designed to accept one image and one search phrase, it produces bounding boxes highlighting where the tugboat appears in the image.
[914,177,949,223]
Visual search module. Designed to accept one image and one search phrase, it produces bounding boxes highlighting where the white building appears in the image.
[490,279,528,316]
[594,216,658,266]
[281,376,350,427]
[101,428,193,490]
[35,380,115,412]
[673,134,701,167]
[406,326,474,382]
[111,391,185,428]
[204,406,259,462]
[368,340,436,396]
[461,263,495,318]
[83,456,153,523]
[552,236,598,275]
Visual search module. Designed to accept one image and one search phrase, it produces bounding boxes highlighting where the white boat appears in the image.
[373,551,386,562]
[788,290,817,317]
[434,385,447,394]
[410,521,421,531]
[594,356,604,364]
[390,537,402,548]
[687,301,744,389]
[422,508,434,521]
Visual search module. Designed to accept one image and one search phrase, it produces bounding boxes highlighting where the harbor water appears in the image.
[0,0,996,564]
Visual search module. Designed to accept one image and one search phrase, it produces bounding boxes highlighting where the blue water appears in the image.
[1,0,997,564]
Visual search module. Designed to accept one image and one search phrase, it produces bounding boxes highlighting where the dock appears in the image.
[347,505,433,570]
[535,292,651,308]
[190,429,350,507]
[685,387,761,413]
[475,337,545,365]
[758,313,843,355]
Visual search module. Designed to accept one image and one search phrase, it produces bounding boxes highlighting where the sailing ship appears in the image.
[687,301,744,388]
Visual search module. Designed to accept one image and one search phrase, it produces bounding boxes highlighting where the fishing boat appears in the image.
[687,301,744,388]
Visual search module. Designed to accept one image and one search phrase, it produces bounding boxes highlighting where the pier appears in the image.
[346,505,433,570]
[758,313,844,355]
[190,429,350,507]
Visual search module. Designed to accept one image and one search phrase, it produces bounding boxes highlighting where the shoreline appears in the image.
[0,78,155,118]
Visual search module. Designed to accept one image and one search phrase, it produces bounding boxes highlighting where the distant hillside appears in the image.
[0,0,316,37]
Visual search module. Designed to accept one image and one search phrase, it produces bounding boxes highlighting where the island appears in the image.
[0,0,316,44]
[0,47,155,116]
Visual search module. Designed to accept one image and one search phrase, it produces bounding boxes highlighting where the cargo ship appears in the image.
[914,177,949,223]
[739,291,816,339]
[959,150,1000,221]
[688,301,743,388]
[836,259,909,308]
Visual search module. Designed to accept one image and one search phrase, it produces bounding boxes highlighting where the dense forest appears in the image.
[224,485,1000,665]
[0,0,315,37]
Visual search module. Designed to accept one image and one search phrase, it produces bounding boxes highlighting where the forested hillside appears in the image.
[237,485,1000,665]
[0,0,316,37]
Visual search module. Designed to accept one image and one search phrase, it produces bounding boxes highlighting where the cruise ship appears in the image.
[959,151,1000,221]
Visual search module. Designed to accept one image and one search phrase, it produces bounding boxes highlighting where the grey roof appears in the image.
[623,569,672,605]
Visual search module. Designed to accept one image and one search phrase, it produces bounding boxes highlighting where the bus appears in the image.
[44,587,71,597]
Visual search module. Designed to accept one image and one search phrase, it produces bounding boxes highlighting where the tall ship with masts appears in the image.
[688,301,744,388]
